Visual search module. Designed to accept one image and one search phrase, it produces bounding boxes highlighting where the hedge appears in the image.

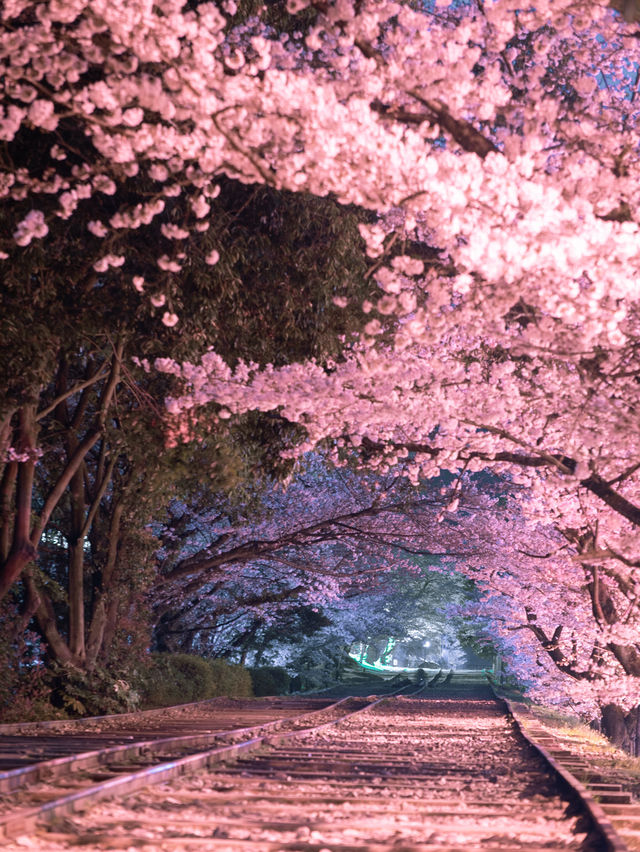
[139,654,253,707]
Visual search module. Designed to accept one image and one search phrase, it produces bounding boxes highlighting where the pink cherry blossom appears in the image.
[13,210,48,246]
[87,220,108,237]
[162,311,179,327]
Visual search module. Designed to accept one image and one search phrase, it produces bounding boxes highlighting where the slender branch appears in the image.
[30,428,103,548]
[516,544,570,559]
[79,455,116,540]
[97,339,124,427]
[36,368,109,422]
[607,459,640,486]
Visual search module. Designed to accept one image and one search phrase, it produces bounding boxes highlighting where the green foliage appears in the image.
[0,650,252,719]
[456,624,498,662]
[0,599,62,722]
[138,653,214,707]
[167,181,372,370]
[2,103,377,700]
[138,653,253,707]
[286,639,346,691]
[47,661,142,717]
[208,658,253,698]
[249,665,291,696]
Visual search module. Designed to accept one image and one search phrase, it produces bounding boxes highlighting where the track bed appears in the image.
[0,683,615,851]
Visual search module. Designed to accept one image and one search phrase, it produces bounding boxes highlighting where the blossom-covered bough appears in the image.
[1,0,640,743]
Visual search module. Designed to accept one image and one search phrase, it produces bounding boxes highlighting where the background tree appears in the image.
[153,454,484,685]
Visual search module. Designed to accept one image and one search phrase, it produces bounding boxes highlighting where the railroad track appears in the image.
[0,677,420,841]
[0,672,632,850]
[0,695,340,772]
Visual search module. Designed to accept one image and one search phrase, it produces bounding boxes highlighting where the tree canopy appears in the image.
[1,0,640,746]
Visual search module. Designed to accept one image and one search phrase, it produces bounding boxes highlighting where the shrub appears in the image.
[47,662,142,717]
[139,654,253,707]
[208,658,253,698]
[138,653,213,707]
[250,666,290,696]
[0,599,63,722]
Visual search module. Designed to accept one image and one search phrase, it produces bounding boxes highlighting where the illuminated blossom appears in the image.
[13,210,48,246]
[162,311,179,327]
[157,255,182,272]
[28,99,58,130]
[88,220,108,237]
[93,254,125,272]
[161,223,190,240]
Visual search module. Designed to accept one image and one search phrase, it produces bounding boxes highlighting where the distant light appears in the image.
[393,659,398,666]
[424,640,430,648]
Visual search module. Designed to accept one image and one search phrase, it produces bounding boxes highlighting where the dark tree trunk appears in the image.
[601,704,640,756]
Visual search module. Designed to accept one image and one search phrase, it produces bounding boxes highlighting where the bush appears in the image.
[138,653,212,707]
[250,666,291,696]
[47,662,142,717]
[139,653,253,708]
[0,599,63,722]
[288,671,328,693]
[208,658,253,698]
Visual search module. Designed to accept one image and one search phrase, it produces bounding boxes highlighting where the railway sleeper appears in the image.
[0,681,633,850]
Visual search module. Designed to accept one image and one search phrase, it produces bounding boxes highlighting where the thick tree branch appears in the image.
[162,497,425,582]
[359,435,640,527]
[510,609,594,680]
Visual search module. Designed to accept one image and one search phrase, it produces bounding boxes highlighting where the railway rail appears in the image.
[0,677,420,840]
[0,671,634,850]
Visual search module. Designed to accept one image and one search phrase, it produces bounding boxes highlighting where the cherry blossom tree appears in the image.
[135,0,640,735]
[154,450,640,746]
[151,455,491,675]
[152,455,464,644]
[1,0,377,617]
[452,484,640,752]
[3,0,640,735]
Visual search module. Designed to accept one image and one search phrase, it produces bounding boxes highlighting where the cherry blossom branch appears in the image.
[407,89,501,159]
[359,433,640,527]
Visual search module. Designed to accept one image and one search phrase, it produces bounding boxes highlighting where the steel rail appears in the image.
[0,672,415,736]
[0,679,424,839]
[0,693,310,736]
[487,678,629,852]
[36,677,608,851]
[0,697,229,736]
[0,678,417,787]
[0,696,349,794]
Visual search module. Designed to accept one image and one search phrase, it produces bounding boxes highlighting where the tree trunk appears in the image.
[68,467,86,664]
[0,409,15,462]
[0,405,39,600]
[0,459,17,563]
[99,595,121,663]
[25,573,78,667]
[601,704,640,755]
[85,597,105,669]
[86,500,124,668]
